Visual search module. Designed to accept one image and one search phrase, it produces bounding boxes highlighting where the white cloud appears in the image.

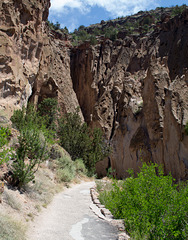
[50,0,90,14]
[51,0,82,11]
[50,0,158,17]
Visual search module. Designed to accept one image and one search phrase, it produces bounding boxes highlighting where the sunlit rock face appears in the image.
[0,0,80,121]
[71,10,188,179]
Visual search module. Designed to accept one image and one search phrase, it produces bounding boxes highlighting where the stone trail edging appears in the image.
[90,185,130,240]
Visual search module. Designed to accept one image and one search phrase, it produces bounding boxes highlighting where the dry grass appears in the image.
[25,167,62,206]
[0,213,26,240]
[3,189,22,210]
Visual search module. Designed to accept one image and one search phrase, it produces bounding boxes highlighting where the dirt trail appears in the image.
[26,181,119,240]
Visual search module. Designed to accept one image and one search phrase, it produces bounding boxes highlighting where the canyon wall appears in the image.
[0,0,80,123]
[71,10,188,179]
[0,0,188,179]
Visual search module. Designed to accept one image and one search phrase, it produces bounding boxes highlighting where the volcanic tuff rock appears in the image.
[0,0,188,179]
[71,10,188,179]
[0,0,80,121]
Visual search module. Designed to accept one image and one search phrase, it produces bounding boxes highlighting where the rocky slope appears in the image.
[0,0,188,179]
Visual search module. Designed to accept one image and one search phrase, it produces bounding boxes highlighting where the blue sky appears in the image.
[49,0,187,32]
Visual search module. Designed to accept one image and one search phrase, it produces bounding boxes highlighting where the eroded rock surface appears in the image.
[0,0,80,119]
[71,10,188,179]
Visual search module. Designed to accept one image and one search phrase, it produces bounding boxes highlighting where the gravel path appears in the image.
[27,181,119,240]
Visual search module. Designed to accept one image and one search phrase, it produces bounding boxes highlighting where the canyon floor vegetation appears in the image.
[97,163,188,240]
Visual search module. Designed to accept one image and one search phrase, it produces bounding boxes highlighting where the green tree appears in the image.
[104,27,118,41]
[11,128,47,188]
[11,103,55,143]
[64,26,69,34]
[54,21,61,30]
[90,35,98,45]
[10,103,50,188]
[11,104,41,131]
[58,109,110,175]
[38,98,58,130]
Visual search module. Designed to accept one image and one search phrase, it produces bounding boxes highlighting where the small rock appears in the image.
[111,219,125,231]
[93,198,100,204]
[118,232,130,240]
[101,208,112,216]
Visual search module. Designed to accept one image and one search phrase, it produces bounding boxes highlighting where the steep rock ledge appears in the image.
[71,10,188,179]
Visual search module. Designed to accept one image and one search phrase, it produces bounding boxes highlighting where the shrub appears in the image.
[56,168,75,182]
[104,27,118,41]
[58,108,110,176]
[99,163,188,240]
[0,127,11,147]
[11,104,45,131]
[58,108,89,160]
[11,128,47,188]
[11,103,55,143]
[93,28,101,36]
[0,126,12,165]
[10,103,49,188]
[10,104,38,131]
[56,155,76,182]
[38,98,58,130]
[90,35,98,45]
[74,158,87,176]
[87,128,110,175]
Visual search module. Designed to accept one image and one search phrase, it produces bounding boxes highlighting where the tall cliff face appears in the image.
[0,0,187,179]
[0,0,80,122]
[71,10,188,179]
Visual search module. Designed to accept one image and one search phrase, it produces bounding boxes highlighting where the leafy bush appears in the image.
[56,168,75,182]
[10,103,52,188]
[11,128,47,188]
[0,127,11,147]
[104,27,118,41]
[11,103,55,143]
[0,126,12,165]
[71,25,99,46]
[58,108,89,160]
[99,163,188,240]
[10,104,44,133]
[58,108,110,176]
[38,98,58,130]
[74,158,87,176]
[142,16,153,26]
[56,155,76,182]
[89,35,98,45]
